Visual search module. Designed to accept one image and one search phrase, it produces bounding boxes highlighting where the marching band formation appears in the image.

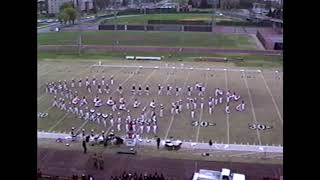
[46,73,246,139]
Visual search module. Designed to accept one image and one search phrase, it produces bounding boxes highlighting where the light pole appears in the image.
[76,0,82,56]
[211,0,216,31]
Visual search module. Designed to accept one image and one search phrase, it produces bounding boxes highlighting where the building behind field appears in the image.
[47,0,93,15]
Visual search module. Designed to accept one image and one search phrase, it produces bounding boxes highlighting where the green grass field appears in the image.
[38,31,257,49]
[100,13,242,25]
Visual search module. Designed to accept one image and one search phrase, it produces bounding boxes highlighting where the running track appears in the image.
[38,45,282,56]
[38,147,283,180]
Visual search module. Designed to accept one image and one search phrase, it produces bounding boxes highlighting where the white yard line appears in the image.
[165,70,191,140]
[260,73,283,125]
[242,71,262,146]
[196,72,208,143]
[229,151,260,157]
[48,113,69,132]
[224,70,230,144]
[37,131,283,153]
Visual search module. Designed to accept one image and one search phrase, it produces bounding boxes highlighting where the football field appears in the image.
[38,60,283,147]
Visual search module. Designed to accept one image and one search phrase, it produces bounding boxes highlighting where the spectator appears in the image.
[82,140,87,154]
[81,173,87,180]
[156,137,161,149]
[93,153,98,169]
[98,155,104,170]
[160,173,165,180]
[37,168,42,178]
[209,139,213,147]
[72,174,78,180]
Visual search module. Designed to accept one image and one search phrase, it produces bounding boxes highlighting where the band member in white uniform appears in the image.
[175,103,179,114]
[96,112,101,124]
[138,85,142,95]
[78,108,84,118]
[133,98,140,108]
[104,84,110,94]
[118,84,123,94]
[153,121,157,134]
[110,76,114,85]
[150,100,156,109]
[106,97,114,106]
[200,98,204,109]
[145,85,150,95]
[125,120,129,132]
[98,84,102,94]
[167,84,171,95]
[191,108,195,119]
[131,119,136,132]
[226,90,231,98]
[131,84,136,95]
[117,122,121,132]
[146,120,151,133]
[171,102,175,114]
[80,96,88,106]
[158,84,162,95]
[236,100,245,112]
[101,76,105,86]
[116,113,121,129]
[225,103,231,114]
[233,92,241,101]
[92,76,96,86]
[112,102,117,112]
[72,96,80,105]
[178,99,183,112]
[93,96,102,107]
[193,98,197,109]
[67,102,73,113]
[78,79,82,87]
[102,114,108,127]
[85,77,89,87]
[52,96,58,107]
[175,86,180,96]
[187,86,192,96]
[71,78,75,88]
[87,84,91,93]
[74,106,79,116]
[140,111,145,121]
[60,100,67,111]
[139,120,144,134]
[215,88,223,97]
[109,114,114,126]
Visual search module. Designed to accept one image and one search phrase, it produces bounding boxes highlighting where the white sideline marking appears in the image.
[260,73,283,125]
[48,113,69,132]
[242,71,262,146]
[92,64,261,73]
[224,70,230,144]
